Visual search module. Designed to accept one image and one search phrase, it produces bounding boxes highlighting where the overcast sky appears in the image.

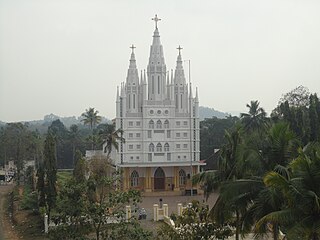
[1,0,320,122]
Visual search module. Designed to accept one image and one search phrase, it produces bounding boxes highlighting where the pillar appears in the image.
[44,214,48,233]
[163,203,168,217]
[126,205,131,221]
[145,167,152,192]
[153,204,159,221]
[177,203,183,216]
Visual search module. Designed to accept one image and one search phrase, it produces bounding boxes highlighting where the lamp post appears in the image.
[184,59,193,196]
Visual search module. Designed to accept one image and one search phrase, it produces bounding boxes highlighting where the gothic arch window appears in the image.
[152,76,154,94]
[149,143,154,152]
[156,143,162,152]
[179,169,186,186]
[158,76,160,94]
[164,120,169,129]
[175,94,178,108]
[130,170,139,187]
[149,120,154,129]
[156,120,162,129]
[133,94,136,108]
[164,143,169,152]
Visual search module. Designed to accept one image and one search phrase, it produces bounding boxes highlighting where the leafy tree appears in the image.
[1,122,35,183]
[43,132,57,219]
[48,120,73,168]
[36,160,46,208]
[200,116,239,164]
[73,150,87,183]
[157,200,232,240]
[309,94,320,142]
[278,85,310,108]
[69,124,81,167]
[51,156,150,240]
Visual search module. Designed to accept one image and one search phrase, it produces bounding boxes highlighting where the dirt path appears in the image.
[0,184,20,240]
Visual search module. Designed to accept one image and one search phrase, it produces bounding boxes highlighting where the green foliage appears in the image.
[157,200,233,240]
[20,185,38,210]
[51,156,151,240]
[44,132,57,217]
[200,116,239,165]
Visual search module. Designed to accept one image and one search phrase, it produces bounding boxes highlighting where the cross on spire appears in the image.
[130,44,136,54]
[177,45,183,55]
[152,14,161,28]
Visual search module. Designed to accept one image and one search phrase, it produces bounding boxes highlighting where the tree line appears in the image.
[182,86,320,239]
[0,108,116,173]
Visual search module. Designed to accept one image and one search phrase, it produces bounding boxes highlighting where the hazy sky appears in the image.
[1,0,320,122]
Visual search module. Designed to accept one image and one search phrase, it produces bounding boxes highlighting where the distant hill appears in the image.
[0,113,111,129]
[199,106,229,120]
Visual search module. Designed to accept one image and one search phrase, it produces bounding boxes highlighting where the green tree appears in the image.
[73,150,87,183]
[103,128,125,157]
[43,132,57,219]
[68,124,81,167]
[200,116,239,165]
[157,200,232,240]
[51,156,150,240]
[81,107,102,150]
[240,100,268,133]
[309,94,320,142]
[262,143,320,239]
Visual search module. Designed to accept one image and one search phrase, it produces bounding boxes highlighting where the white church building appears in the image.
[109,15,204,194]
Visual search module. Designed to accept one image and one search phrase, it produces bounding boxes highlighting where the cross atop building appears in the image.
[152,14,161,28]
[130,44,136,54]
[177,45,183,55]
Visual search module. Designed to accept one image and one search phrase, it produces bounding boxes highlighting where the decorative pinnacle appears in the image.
[177,45,183,55]
[152,14,161,28]
[130,44,136,54]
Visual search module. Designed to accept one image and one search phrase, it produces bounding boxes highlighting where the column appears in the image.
[153,204,159,221]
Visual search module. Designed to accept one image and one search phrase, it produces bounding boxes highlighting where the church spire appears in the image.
[174,45,186,85]
[129,44,137,69]
[147,14,166,101]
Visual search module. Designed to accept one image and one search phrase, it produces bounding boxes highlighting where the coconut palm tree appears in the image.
[262,143,320,239]
[103,128,125,157]
[240,100,268,133]
[81,107,102,150]
[262,122,299,171]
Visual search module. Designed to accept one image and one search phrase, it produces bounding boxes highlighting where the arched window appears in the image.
[149,143,154,152]
[149,120,154,129]
[156,120,162,129]
[164,143,169,152]
[164,120,169,129]
[156,143,162,152]
[130,170,139,187]
[179,169,186,186]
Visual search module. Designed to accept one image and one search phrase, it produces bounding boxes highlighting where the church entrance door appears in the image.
[154,167,165,190]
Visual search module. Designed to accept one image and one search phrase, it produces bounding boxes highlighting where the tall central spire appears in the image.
[147,14,167,101]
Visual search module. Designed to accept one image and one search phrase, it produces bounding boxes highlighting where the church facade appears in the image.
[111,16,204,194]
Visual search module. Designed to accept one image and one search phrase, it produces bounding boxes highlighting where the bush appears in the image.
[20,186,38,210]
